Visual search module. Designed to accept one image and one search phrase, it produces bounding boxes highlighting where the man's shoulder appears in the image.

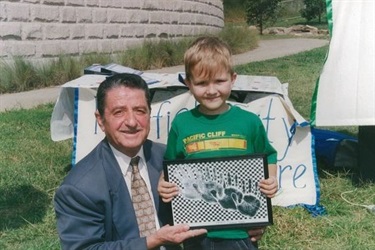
[144,139,166,154]
[62,140,109,185]
[145,139,166,147]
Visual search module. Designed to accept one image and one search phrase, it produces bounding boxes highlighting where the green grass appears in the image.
[0,104,71,250]
[263,173,375,249]
[1,49,375,249]
[219,23,259,54]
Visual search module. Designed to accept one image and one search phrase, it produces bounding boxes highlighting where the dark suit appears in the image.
[54,138,169,250]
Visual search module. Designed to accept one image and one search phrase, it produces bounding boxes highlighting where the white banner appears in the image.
[51,74,320,208]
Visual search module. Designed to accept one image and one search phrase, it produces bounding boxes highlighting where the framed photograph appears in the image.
[163,154,273,230]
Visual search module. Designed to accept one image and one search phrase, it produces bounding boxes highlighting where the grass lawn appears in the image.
[0,104,71,249]
[1,47,375,249]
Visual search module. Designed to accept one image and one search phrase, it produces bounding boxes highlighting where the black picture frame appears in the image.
[163,154,273,230]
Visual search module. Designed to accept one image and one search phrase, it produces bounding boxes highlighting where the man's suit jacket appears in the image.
[54,138,169,250]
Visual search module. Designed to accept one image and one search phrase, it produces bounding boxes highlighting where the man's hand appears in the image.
[147,224,207,249]
[158,173,179,202]
[248,227,266,242]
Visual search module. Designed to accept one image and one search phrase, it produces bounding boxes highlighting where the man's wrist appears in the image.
[146,232,162,249]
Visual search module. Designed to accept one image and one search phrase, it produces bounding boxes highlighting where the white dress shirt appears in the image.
[109,144,161,230]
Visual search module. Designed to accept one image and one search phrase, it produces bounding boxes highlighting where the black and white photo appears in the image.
[163,155,273,230]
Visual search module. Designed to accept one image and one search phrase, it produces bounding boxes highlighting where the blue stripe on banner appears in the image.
[303,131,327,217]
[71,87,79,167]
[288,121,311,146]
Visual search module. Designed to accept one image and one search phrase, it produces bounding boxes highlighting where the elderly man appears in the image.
[54,73,206,249]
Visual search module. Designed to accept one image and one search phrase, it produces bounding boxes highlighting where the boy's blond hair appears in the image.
[184,36,234,82]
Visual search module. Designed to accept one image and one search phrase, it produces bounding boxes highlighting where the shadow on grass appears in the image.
[0,184,49,231]
[317,161,372,187]
[63,164,73,174]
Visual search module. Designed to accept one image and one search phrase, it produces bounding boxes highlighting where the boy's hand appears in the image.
[158,173,179,202]
[248,227,266,242]
[258,176,278,198]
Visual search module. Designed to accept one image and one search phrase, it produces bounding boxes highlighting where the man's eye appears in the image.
[114,110,123,116]
[136,109,147,115]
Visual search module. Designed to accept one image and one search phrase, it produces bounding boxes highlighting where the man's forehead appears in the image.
[106,87,147,105]
[107,85,143,96]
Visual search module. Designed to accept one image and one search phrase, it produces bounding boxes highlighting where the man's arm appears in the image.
[54,184,147,250]
[55,184,206,250]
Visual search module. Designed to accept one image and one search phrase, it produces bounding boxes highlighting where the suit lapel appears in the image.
[101,139,164,238]
[143,140,161,211]
[101,140,140,239]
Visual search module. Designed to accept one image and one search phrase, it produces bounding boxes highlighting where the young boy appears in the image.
[158,36,278,250]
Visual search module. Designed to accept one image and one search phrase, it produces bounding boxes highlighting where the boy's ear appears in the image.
[231,72,237,85]
[184,79,192,88]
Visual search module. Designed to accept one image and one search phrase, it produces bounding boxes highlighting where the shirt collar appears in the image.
[109,144,146,175]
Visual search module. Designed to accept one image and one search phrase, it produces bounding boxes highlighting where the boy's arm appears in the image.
[259,163,278,198]
[160,122,180,202]
[268,163,277,180]
[158,173,179,202]
[164,122,179,160]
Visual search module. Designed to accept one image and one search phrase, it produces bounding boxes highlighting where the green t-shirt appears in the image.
[165,105,277,239]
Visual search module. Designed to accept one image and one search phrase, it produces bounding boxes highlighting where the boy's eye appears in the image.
[216,78,227,84]
[194,81,206,86]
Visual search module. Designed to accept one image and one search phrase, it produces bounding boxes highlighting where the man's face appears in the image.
[96,86,150,157]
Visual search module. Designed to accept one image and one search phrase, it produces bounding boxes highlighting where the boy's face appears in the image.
[186,67,236,115]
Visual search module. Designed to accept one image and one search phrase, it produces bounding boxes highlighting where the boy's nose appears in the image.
[206,83,217,94]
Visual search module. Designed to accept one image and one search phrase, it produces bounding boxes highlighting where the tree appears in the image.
[245,0,281,35]
[301,0,326,23]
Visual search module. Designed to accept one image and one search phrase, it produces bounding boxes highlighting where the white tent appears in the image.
[311,0,375,126]
[311,0,375,182]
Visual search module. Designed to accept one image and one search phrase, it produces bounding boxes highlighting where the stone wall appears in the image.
[0,0,224,60]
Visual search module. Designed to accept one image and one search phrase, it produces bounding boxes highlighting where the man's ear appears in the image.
[95,110,105,132]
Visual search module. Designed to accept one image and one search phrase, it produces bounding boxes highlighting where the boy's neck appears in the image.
[198,103,231,115]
